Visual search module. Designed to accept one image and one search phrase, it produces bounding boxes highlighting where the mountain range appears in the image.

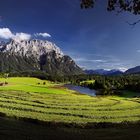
[0,39,83,75]
[85,66,140,75]
[125,66,140,74]
[84,69,123,75]
[0,39,140,76]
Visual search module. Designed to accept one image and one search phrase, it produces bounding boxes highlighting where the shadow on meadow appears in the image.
[0,116,140,140]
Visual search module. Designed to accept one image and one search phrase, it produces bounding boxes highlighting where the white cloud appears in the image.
[12,33,31,42]
[35,32,51,38]
[0,28,51,41]
[0,28,14,39]
[0,28,31,42]
[74,58,87,62]
[90,59,107,63]
[137,50,140,53]
[74,58,107,63]
[118,67,128,72]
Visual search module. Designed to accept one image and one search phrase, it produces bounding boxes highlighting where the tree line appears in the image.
[2,71,140,95]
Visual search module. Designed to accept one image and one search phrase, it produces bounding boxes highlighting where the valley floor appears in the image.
[0,77,140,139]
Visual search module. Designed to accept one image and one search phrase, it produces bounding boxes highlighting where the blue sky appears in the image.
[0,0,140,71]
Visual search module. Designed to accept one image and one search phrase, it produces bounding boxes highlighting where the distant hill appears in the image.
[125,66,140,74]
[85,69,123,75]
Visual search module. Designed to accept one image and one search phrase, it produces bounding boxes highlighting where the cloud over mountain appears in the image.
[0,28,52,42]
[0,28,13,39]
[0,28,31,41]
[12,33,31,42]
[35,33,51,38]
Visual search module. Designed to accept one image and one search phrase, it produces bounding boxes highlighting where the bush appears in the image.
[5,82,8,85]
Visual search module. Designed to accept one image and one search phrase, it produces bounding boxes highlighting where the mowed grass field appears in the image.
[0,77,69,94]
[80,80,95,85]
[0,77,139,125]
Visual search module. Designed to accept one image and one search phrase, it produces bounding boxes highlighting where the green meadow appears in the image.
[0,77,69,94]
[80,80,95,85]
[0,77,139,125]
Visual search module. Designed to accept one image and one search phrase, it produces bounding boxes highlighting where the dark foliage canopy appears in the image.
[80,0,140,15]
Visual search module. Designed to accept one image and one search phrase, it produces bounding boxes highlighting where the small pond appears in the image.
[65,84,96,96]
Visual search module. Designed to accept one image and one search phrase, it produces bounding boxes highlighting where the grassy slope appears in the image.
[0,77,139,124]
[80,80,95,85]
[0,77,70,94]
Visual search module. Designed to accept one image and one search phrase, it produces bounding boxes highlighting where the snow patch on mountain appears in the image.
[0,39,64,59]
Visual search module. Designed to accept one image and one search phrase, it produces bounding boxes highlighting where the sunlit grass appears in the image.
[80,80,95,85]
[0,77,70,94]
[0,77,139,124]
[0,91,139,123]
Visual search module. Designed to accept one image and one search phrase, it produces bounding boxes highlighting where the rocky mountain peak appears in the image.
[0,39,83,75]
[0,39,64,59]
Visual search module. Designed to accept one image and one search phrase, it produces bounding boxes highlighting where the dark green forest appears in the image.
[4,71,140,96]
